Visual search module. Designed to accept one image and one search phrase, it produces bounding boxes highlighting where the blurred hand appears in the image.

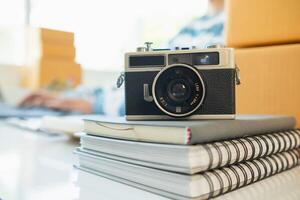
[45,98,93,114]
[19,91,93,114]
[18,91,58,108]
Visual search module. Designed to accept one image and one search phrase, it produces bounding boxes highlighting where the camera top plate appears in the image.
[125,43,235,72]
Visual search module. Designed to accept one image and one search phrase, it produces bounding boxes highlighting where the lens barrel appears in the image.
[152,64,205,117]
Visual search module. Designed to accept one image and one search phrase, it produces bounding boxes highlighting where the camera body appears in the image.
[124,44,237,120]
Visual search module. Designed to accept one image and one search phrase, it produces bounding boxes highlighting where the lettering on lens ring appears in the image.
[190,96,199,105]
[195,82,200,91]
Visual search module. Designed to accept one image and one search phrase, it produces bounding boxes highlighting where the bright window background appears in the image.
[30,0,208,71]
[0,0,26,65]
[0,0,209,70]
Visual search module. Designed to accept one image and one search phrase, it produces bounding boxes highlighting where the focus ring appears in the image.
[152,64,205,117]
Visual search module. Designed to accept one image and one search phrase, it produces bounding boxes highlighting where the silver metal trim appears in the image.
[206,44,225,48]
[143,84,154,102]
[151,64,206,117]
[144,42,153,51]
[125,66,234,72]
[126,114,235,120]
[136,47,146,52]
[128,48,233,55]
[126,68,161,72]
[125,48,235,72]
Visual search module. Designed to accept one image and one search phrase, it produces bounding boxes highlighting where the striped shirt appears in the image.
[169,11,225,49]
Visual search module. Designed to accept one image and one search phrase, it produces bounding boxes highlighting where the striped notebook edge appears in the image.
[202,129,300,171]
[201,149,300,199]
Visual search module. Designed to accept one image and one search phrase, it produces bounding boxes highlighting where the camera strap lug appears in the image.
[235,65,241,85]
[117,72,125,88]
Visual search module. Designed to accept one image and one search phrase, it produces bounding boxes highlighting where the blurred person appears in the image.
[19,0,225,116]
[18,91,94,114]
[169,0,225,48]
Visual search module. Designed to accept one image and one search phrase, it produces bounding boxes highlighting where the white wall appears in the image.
[0,65,27,105]
[81,70,119,89]
[0,65,20,85]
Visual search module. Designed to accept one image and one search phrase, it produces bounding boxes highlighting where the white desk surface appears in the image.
[0,122,299,200]
[0,122,78,200]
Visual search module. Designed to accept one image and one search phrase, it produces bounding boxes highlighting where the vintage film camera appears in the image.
[123,42,239,120]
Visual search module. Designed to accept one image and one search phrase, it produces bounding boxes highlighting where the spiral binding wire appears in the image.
[203,129,300,171]
[202,149,300,199]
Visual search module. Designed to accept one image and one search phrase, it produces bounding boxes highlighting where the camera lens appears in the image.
[152,64,205,117]
[167,80,190,103]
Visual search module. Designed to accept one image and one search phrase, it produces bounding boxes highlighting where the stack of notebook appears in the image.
[75,115,300,200]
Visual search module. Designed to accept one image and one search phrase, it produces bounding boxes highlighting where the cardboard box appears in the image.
[26,27,76,63]
[225,0,300,47]
[235,43,300,127]
[21,59,82,90]
[26,27,74,45]
[26,43,76,64]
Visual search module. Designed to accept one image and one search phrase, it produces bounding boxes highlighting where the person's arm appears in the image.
[18,88,124,115]
[19,91,93,114]
[45,97,93,114]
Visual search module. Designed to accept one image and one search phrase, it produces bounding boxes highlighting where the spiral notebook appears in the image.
[77,165,300,200]
[213,165,300,200]
[76,149,300,200]
[78,129,300,174]
[83,115,296,144]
